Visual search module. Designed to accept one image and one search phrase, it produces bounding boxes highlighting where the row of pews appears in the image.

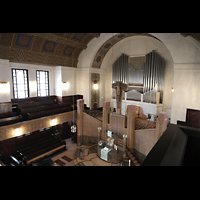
[0,95,83,166]
[8,132,66,166]
[12,95,82,121]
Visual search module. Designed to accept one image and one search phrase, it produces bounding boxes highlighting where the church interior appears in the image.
[0,33,200,166]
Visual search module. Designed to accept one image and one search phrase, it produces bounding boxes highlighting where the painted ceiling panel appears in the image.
[0,33,199,68]
[0,33,100,67]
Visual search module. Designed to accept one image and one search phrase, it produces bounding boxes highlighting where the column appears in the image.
[102,101,110,135]
[77,99,84,146]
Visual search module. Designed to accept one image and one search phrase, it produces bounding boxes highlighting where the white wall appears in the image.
[0,60,78,103]
[76,67,106,108]
[101,35,174,119]
[78,33,200,124]
[171,63,200,123]
[61,66,76,96]
[1,33,200,125]
[54,66,62,96]
[9,62,55,98]
[0,59,11,102]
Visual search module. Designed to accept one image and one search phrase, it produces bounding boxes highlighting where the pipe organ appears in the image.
[112,50,165,104]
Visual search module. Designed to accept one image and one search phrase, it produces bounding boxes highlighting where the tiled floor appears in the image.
[50,138,77,166]
[50,138,121,166]
[50,138,139,166]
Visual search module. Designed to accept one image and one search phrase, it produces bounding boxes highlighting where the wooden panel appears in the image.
[0,102,12,118]
[186,109,200,128]
[135,129,157,156]
[102,102,110,134]
[83,113,102,137]
[127,105,136,150]
[110,114,125,138]
[0,111,76,141]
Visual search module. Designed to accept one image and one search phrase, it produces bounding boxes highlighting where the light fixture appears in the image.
[71,125,77,133]
[0,82,8,84]
[51,119,57,126]
[171,87,174,92]
[93,80,98,90]
[15,128,21,137]
[62,81,69,90]
[0,82,9,93]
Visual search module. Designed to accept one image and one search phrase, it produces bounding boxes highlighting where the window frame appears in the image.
[12,68,30,99]
[36,70,50,97]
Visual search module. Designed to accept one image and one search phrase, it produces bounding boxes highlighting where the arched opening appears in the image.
[97,34,174,120]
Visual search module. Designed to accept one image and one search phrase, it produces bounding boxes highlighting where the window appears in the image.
[12,69,29,99]
[36,70,49,96]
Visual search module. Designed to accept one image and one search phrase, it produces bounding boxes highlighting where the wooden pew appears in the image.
[16,133,66,165]
[0,102,22,127]
[26,106,72,120]
[20,104,60,115]
[0,115,22,127]
[0,95,83,165]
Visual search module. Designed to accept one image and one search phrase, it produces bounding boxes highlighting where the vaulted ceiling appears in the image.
[0,33,100,67]
[0,33,199,68]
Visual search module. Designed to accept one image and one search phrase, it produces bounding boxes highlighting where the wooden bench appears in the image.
[16,133,66,165]
[0,95,83,165]
[0,115,22,127]
[26,106,72,120]
[11,95,82,121]
[0,102,22,127]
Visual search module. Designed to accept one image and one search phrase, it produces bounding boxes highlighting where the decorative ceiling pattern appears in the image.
[0,33,199,68]
[0,33,100,67]
[92,33,200,68]
[91,33,162,68]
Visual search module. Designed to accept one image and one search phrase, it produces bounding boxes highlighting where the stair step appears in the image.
[130,156,136,161]
[126,149,140,166]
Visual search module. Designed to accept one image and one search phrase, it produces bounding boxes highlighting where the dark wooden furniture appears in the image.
[0,94,84,165]
[32,157,57,166]
[177,108,200,128]
[0,102,22,127]
[10,95,83,121]
[185,108,200,128]
[15,133,66,165]
[141,124,200,166]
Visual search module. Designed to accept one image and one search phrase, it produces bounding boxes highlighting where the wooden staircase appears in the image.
[126,149,140,166]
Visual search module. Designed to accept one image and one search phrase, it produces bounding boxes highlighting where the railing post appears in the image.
[127,105,136,153]
[155,112,167,143]
[102,101,110,135]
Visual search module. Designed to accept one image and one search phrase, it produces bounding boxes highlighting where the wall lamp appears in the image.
[15,128,22,137]
[62,81,69,90]
[51,119,57,126]
[93,80,99,91]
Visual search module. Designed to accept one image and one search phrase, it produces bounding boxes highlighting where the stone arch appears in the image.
[91,33,162,69]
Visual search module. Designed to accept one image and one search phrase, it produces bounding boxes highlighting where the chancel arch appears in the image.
[100,35,174,120]
[77,33,200,124]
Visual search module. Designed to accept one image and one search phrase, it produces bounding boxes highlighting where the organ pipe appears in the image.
[112,50,165,104]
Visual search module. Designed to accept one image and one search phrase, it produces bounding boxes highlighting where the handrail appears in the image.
[141,124,188,166]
